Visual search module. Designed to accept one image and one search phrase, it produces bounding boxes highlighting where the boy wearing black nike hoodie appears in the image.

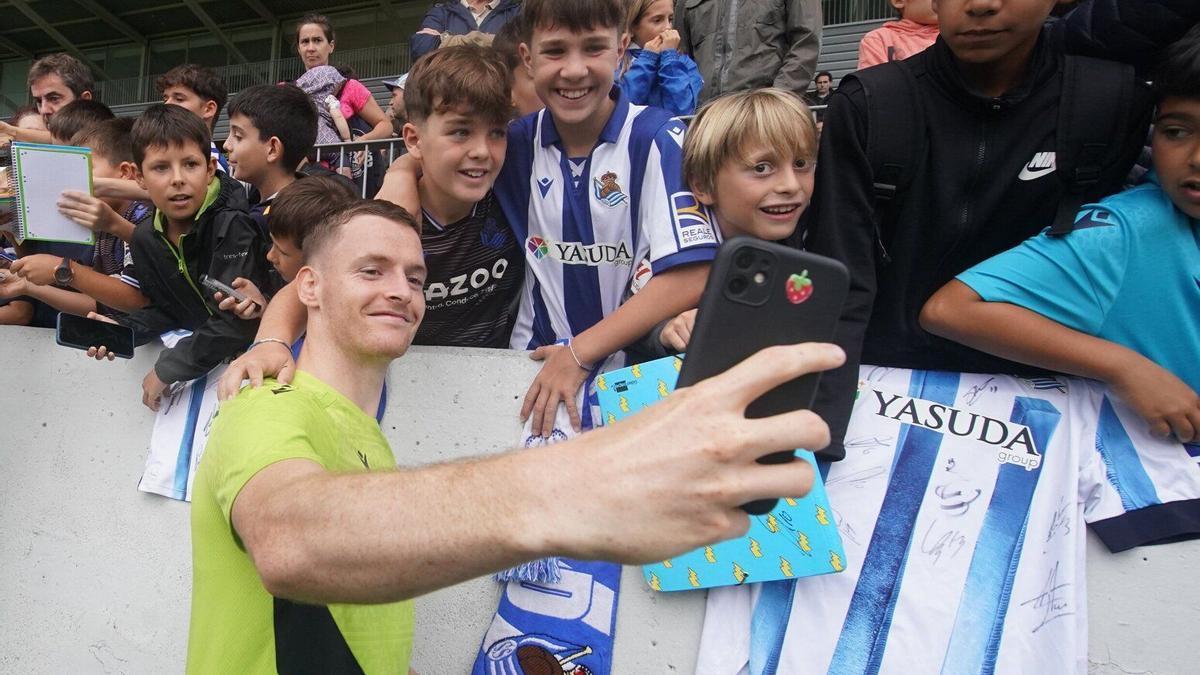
[802,0,1200,458]
[118,104,272,410]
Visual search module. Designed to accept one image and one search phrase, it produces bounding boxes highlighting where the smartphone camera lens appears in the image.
[753,272,767,285]
[728,276,749,295]
[735,250,756,269]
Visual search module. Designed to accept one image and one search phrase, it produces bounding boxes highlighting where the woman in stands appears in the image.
[294,13,393,182]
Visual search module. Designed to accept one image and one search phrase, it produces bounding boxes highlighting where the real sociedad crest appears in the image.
[592,171,628,208]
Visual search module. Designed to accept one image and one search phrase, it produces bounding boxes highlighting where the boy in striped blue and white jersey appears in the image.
[696,367,1200,675]
[497,0,720,437]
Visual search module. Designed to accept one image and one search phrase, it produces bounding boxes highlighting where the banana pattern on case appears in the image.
[595,355,847,592]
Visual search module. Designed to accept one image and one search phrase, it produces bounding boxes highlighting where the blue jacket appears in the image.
[410,0,522,62]
[619,48,704,116]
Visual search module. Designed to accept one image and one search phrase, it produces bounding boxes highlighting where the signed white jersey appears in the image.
[695,366,1200,675]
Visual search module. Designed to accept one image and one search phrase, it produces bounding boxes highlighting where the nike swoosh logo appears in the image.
[1018,166,1056,181]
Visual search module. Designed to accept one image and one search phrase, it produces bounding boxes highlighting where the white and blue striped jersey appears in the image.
[494,90,719,357]
[696,366,1200,675]
[210,142,230,174]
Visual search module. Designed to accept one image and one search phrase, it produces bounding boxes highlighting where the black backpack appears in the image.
[848,53,1152,263]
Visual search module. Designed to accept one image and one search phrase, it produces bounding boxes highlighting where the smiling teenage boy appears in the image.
[802,0,1200,458]
[226,46,524,351]
[397,45,525,346]
[116,104,272,409]
[502,0,719,436]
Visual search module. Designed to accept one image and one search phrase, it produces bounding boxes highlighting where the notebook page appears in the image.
[12,143,94,245]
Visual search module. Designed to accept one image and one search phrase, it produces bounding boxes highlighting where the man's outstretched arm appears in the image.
[233,342,843,605]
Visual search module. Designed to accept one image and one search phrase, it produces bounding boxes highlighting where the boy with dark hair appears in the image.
[492,16,542,116]
[922,25,1200,442]
[46,99,114,145]
[393,44,524,347]
[232,46,526,349]
[265,175,358,283]
[8,117,151,318]
[94,104,272,410]
[157,64,230,172]
[223,83,318,234]
[802,0,1200,458]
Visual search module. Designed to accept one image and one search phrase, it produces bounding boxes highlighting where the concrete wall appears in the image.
[0,325,1195,674]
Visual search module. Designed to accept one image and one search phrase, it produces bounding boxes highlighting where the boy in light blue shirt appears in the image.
[921,26,1200,443]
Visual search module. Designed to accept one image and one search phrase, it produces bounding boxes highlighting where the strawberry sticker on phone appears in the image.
[786,270,813,304]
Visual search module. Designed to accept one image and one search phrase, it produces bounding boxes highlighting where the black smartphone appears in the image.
[55,312,136,359]
[199,274,249,303]
[676,237,849,515]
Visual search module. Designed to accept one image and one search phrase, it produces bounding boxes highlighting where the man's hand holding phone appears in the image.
[549,342,844,564]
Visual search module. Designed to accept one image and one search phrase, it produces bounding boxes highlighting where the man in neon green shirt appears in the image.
[190,199,844,673]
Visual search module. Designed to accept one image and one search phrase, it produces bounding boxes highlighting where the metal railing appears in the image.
[312,137,407,198]
[95,43,411,108]
[307,105,827,199]
[822,0,895,25]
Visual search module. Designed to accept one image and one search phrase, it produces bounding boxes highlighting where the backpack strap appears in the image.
[848,59,928,264]
[1049,54,1148,236]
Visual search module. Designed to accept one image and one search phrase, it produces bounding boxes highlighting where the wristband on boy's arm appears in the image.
[249,337,291,351]
[566,339,592,370]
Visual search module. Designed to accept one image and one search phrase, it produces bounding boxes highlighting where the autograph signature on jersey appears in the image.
[825,465,886,490]
[1044,496,1072,544]
[920,520,968,566]
[1021,561,1074,633]
[964,377,999,406]
[845,435,894,454]
[832,509,860,546]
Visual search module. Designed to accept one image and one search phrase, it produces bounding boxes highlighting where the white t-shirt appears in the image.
[696,366,1200,674]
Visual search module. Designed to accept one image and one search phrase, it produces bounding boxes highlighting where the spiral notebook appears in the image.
[4,142,94,245]
[596,355,847,592]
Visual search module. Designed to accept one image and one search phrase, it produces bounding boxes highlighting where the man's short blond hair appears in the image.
[683,88,818,195]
